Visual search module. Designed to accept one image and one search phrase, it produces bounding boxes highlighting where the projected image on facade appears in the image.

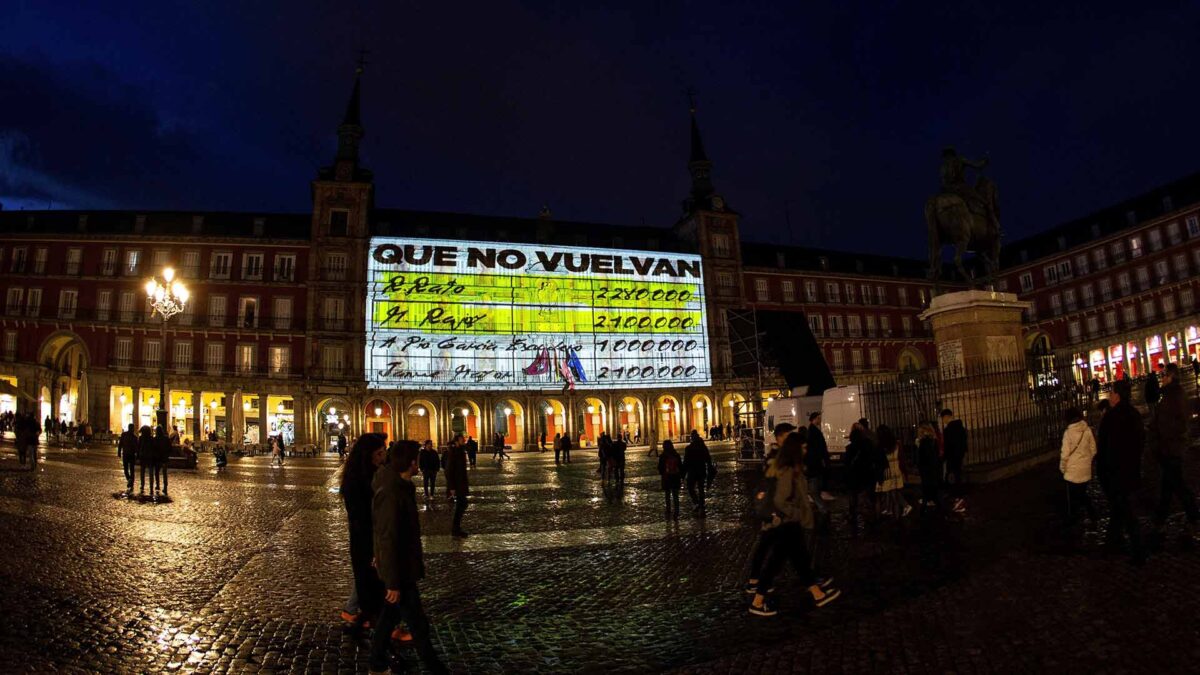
[366,237,711,390]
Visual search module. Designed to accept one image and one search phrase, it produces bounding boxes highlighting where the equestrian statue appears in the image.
[925,147,1002,289]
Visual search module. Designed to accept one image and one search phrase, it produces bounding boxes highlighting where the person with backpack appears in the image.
[748,432,841,617]
[844,419,879,533]
[118,423,138,492]
[745,424,798,592]
[1060,407,1098,526]
[658,440,683,519]
[683,430,715,517]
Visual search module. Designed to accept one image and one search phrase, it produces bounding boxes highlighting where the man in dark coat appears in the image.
[1097,380,1145,562]
[118,423,138,492]
[154,425,172,497]
[941,408,969,513]
[682,430,714,516]
[444,434,470,537]
[370,440,448,675]
[1151,364,1198,548]
[845,420,879,532]
[137,426,156,495]
[560,433,572,463]
[465,435,478,467]
[806,412,831,500]
[336,432,347,459]
[1144,370,1162,411]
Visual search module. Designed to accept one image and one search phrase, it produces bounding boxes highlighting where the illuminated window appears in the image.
[25,288,41,317]
[236,344,256,374]
[210,252,232,279]
[114,338,132,367]
[754,278,769,302]
[174,341,192,373]
[33,248,47,274]
[124,250,141,276]
[273,297,293,330]
[243,253,264,280]
[805,281,818,302]
[101,249,117,276]
[781,280,794,302]
[57,289,77,319]
[825,283,841,303]
[96,290,111,321]
[808,314,823,337]
[144,339,162,367]
[269,346,290,377]
[205,343,224,375]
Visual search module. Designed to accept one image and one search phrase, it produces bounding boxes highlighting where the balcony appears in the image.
[320,266,348,281]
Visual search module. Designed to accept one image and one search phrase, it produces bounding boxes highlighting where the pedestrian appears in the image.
[683,430,714,516]
[118,423,138,492]
[805,412,833,506]
[137,425,156,496]
[1059,407,1098,524]
[337,432,347,460]
[611,436,627,484]
[748,432,841,617]
[875,424,910,519]
[1144,369,1161,412]
[369,440,450,675]
[658,439,683,519]
[916,421,942,516]
[445,434,470,538]
[845,419,879,532]
[646,428,658,457]
[418,440,440,500]
[553,433,562,465]
[597,432,611,480]
[1096,380,1145,563]
[15,411,39,466]
[491,432,510,460]
[340,433,387,634]
[271,435,284,466]
[1151,363,1198,549]
[940,408,968,513]
[154,425,172,498]
[560,432,572,463]
[540,431,547,452]
[745,423,797,593]
[1088,376,1101,402]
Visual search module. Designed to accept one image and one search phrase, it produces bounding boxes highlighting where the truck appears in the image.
[764,385,864,457]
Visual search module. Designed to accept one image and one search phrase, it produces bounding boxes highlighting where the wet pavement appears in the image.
[1,438,1198,674]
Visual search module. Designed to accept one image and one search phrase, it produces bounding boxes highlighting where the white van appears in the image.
[764,385,863,458]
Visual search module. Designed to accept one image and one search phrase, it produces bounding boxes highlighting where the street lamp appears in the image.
[145,267,188,429]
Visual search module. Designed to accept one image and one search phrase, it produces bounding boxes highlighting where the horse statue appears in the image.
[925,148,1002,290]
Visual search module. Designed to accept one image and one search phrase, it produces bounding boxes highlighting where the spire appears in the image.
[684,91,718,211]
[689,98,709,164]
[341,71,362,127]
[335,58,365,164]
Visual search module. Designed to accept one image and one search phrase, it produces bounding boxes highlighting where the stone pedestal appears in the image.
[920,290,1030,374]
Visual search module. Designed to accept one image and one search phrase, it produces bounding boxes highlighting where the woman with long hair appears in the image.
[875,424,911,518]
[340,432,388,633]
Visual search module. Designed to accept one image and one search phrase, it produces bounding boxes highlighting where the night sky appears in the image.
[2,1,1197,258]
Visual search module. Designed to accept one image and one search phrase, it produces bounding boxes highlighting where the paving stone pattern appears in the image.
[1,438,1198,674]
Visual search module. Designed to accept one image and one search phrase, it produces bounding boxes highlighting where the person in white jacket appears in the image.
[1060,407,1098,523]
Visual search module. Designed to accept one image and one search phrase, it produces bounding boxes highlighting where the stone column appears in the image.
[191,389,202,440]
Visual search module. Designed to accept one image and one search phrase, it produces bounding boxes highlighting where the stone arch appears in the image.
[365,398,393,438]
[617,395,646,443]
[38,331,90,424]
[449,399,482,441]
[315,396,353,450]
[655,394,681,441]
[493,398,525,449]
[537,398,567,444]
[690,393,714,437]
[405,399,439,446]
[897,347,926,373]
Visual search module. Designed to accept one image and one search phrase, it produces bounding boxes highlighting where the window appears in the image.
[25,288,41,317]
[57,289,77,319]
[1167,221,1182,245]
[124,250,141,276]
[1085,316,1099,336]
[1148,229,1163,252]
[242,253,264,280]
[1130,236,1143,259]
[808,314,823,337]
[96,290,112,321]
[322,345,345,376]
[5,288,22,316]
[3,331,15,361]
[1181,287,1194,312]
[1019,273,1034,292]
[847,315,862,337]
[1173,253,1189,279]
[880,316,892,336]
[144,339,162,367]
[845,283,856,304]
[1187,215,1200,238]
[1111,241,1126,264]
[898,287,909,305]
[1104,311,1117,334]
[711,233,730,256]
[174,341,192,373]
[179,297,195,326]
[1141,300,1155,322]
[208,295,227,326]
[1074,254,1090,276]
[1080,284,1094,307]
[1153,260,1169,284]
[323,297,345,330]
[101,249,117,276]
[868,348,881,370]
[10,247,27,274]
[1043,264,1059,285]
[65,248,82,275]
[1068,321,1082,341]
[830,350,844,371]
[151,249,170,271]
[876,286,886,305]
[918,288,928,306]
[1162,294,1177,317]
[860,284,871,305]
[754,278,769,302]
[236,344,256,374]
[902,316,913,336]
[328,209,350,236]
[825,283,841,303]
[1063,288,1077,312]
[238,297,259,328]
[717,272,734,289]
[805,281,818,302]
[1093,248,1108,270]
[1049,293,1062,316]
[205,342,224,375]
[1135,266,1150,290]
[1122,304,1137,327]
[210,252,232,279]
[118,291,135,321]
[1057,260,1072,280]
[114,338,132,367]
[273,297,293,330]
[1117,272,1132,296]
[851,349,864,371]
[33,248,47,274]
[827,315,843,337]
[269,346,290,377]
[274,254,296,282]
[1099,277,1113,302]
[781,280,795,303]
[865,315,877,336]
[181,250,200,278]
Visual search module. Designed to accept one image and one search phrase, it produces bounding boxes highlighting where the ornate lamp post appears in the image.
[145,268,188,429]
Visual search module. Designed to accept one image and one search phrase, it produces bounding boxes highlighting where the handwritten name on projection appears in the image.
[372,244,701,279]
[380,305,488,331]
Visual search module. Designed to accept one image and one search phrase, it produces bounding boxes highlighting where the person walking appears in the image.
[1096,380,1145,563]
[540,431,547,452]
[646,428,659,457]
[553,433,562,465]
[875,424,910,519]
[597,433,611,481]
[465,435,478,467]
[845,419,879,532]
[940,408,968,513]
[369,440,449,675]
[1059,407,1098,525]
[137,425,156,496]
[560,433,572,464]
[1144,369,1161,413]
[445,434,470,538]
[806,412,833,501]
[16,411,39,466]
[336,432,348,460]
[154,425,172,498]
[1151,363,1198,549]
[118,423,138,492]
[748,433,841,617]
[683,430,714,516]
[340,433,387,635]
[611,436,627,484]
[658,440,684,519]
[916,422,942,516]
[418,440,440,500]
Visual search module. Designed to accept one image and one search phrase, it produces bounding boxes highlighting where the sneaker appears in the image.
[902,504,913,517]
[812,587,842,608]
[392,626,414,643]
[339,610,359,623]
[814,576,835,590]
[743,580,760,595]
[748,596,777,617]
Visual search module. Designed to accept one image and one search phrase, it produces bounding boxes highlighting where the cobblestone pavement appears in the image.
[1,438,1198,674]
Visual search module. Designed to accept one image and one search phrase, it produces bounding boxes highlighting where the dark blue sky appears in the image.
[1,1,1197,257]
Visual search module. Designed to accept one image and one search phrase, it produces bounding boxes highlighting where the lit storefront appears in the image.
[1070,321,1200,384]
[269,395,295,445]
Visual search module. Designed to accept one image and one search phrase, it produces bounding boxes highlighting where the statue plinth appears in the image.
[919,290,1030,373]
